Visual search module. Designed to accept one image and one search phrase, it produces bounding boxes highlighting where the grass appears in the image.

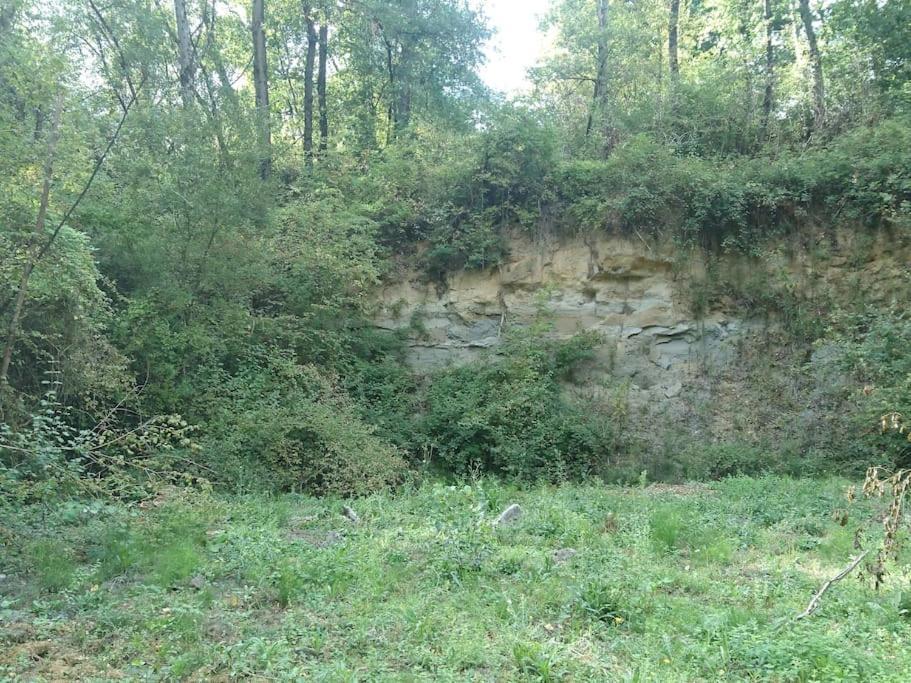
[1,476,910,680]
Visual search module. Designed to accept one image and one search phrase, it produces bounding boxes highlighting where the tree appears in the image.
[303,5,316,165]
[336,0,488,145]
[761,0,775,140]
[173,0,195,107]
[317,19,328,153]
[668,0,680,83]
[797,0,825,128]
[0,94,63,391]
[586,0,610,144]
[252,0,271,178]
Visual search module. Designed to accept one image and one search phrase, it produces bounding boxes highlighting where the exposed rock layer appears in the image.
[375,235,741,395]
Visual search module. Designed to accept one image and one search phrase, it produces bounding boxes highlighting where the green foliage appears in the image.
[198,354,405,495]
[4,0,911,503]
[2,478,906,680]
[0,227,130,418]
[554,119,911,250]
[0,385,94,500]
[0,377,205,503]
[649,505,734,563]
[419,108,558,275]
[419,326,611,480]
[682,443,776,480]
[831,308,911,467]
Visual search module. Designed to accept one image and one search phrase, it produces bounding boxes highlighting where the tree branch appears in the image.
[32,79,144,266]
[795,550,869,621]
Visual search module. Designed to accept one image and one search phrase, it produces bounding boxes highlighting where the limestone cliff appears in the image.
[375,234,747,397]
[373,228,909,461]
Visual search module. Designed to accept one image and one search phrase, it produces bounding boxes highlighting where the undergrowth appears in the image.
[1,477,909,680]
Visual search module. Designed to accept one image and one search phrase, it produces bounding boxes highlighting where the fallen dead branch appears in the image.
[795,550,870,621]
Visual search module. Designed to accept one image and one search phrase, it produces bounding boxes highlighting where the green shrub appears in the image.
[649,505,734,564]
[199,353,405,495]
[27,539,77,592]
[830,309,911,467]
[418,326,612,480]
[684,443,772,480]
[91,526,142,581]
[151,539,203,587]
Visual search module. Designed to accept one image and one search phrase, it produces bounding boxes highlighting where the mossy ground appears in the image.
[2,477,910,681]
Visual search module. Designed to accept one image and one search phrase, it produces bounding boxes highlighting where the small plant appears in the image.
[512,640,562,680]
[151,540,203,587]
[273,560,306,608]
[650,507,682,551]
[576,580,629,625]
[28,539,77,592]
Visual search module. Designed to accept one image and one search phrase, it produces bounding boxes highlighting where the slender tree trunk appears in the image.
[586,0,612,153]
[199,6,235,167]
[317,21,328,153]
[303,10,316,166]
[173,0,195,107]
[200,65,233,167]
[384,39,396,142]
[668,0,680,83]
[761,0,774,141]
[201,1,240,114]
[797,0,825,129]
[0,1,16,36]
[1,93,63,391]
[392,44,411,135]
[251,0,271,179]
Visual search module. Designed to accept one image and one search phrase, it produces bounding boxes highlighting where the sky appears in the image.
[478,0,552,94]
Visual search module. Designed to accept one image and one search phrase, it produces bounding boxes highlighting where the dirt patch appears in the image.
[1,637,123,681]
[643,482,715,496]
[284,528,343,548]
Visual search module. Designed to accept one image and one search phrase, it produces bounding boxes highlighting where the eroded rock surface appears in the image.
[375,235,741,395]
[373,230,910,432]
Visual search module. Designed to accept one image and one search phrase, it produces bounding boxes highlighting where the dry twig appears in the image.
[795,550,869,621]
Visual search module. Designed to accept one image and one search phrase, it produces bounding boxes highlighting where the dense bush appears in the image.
[553,118,911,251]
[0,227,130,421]
[196,353,405,495]
[419,325,613,480]
[831,309,911,467]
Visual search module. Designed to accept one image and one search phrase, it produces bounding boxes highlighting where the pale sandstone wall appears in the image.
[373,229,909,464]
[374,235,748,399]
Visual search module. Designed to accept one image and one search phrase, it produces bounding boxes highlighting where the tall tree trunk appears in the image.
[761,0,774,141]
[668,0,680,83]
[1,93,63,391]
[317,21,328,153]
[797,0,825,129]
[788,0,806,66]
[251,0,271,179]
[303,10,316,167]
[200,64,233,168]
[173,0,195,107]
[0,1,16,36]
[586,0,611,153]
[199,5,236,167]
[384,38,396,142]
[392,44,411,135]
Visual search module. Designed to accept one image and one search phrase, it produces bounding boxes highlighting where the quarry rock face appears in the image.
[373,229,909,416]
[374,235,739,397]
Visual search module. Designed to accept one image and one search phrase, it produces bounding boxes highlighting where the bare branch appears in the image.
[795,550,870,621]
